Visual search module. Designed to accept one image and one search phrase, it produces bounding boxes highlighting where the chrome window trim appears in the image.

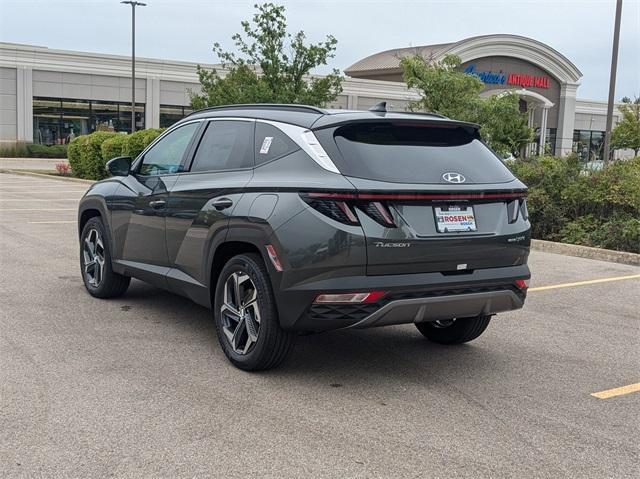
[131,118,206,172]
[187,117,256,174]
[132,116,255,173]
[256,120,341,174]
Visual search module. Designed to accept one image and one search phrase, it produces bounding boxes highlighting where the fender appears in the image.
[77,180,120,247]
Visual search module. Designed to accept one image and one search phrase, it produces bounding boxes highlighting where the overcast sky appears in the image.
[1,0,638,100]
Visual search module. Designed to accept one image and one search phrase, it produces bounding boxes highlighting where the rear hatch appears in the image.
[313,119,530,275]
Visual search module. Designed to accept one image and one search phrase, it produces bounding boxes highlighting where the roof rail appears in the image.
[186,103,328,118]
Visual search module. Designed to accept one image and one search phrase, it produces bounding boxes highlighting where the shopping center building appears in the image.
[0,35,629,161]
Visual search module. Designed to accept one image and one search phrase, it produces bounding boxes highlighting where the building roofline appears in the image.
[345,34,582,84]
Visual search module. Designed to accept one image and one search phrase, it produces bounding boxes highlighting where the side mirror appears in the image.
[106,156,132,177]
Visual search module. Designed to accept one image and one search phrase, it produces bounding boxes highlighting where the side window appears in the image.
[190,120,254,172]
[254,122,300,166]
[139,122,199,176]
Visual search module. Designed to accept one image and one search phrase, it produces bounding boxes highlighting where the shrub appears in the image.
[122,128,164,159]
[0,143,67,158]
[101,134,128,162]
[67,128,165,180]
[67,135,90,178]
[26,143,68,158]
[68,131,118,180]
[509,156,640,253]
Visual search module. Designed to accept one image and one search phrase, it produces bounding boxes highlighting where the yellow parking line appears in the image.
[529,274,640,292]
[591,383,640,399]
[28,220,77,224]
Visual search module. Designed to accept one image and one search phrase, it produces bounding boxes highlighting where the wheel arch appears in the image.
[77,196,115,253]
[209,241,265,297]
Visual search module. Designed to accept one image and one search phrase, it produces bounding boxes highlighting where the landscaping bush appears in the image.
[68,131,118,180]
[67,135,90,178]
[68,128,164,180]
[509,156,640,253]
[101,134,128,162]
[0,143,67,158]
[27,143,68,158]
[121,128,164,159]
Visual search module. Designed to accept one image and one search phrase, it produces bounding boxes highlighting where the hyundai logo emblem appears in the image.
[442,172,466,183]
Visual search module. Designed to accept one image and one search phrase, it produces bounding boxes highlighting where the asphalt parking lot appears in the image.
[1,171,639,478]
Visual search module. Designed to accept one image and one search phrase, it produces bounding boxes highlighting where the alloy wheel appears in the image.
[220,271,261,355]
[83,228,105,287]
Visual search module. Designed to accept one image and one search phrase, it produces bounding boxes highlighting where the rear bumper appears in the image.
[273,264,530,331]
[347,290,523,329]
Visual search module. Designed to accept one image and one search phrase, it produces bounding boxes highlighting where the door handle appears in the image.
[212,198,234,211]
[149,200,166,209]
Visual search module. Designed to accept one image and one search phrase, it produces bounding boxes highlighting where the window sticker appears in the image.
[260,136,273,154]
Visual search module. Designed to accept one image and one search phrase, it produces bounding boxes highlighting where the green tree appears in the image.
[477,92,534,157]
[611,97,640,156]
[190,3,342,109]
[401,54,533,157]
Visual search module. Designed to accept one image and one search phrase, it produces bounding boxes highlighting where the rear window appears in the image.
[320,121,515,184]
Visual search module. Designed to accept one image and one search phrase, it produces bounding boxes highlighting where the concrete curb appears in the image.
[0,169,95,185]
[531,239,640,266]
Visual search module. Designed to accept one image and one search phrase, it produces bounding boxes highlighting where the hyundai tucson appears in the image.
[78,103,531,370]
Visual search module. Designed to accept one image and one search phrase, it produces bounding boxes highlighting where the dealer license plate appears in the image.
[434,206,477,233]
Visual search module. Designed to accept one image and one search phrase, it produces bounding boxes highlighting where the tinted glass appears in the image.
[191,120,254,172]
[324,121,515,184]
[254,122,299,165]
[139,122,199,175]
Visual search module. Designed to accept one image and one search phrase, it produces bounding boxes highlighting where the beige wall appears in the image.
[32,70,146,103]
[0,67,17,142]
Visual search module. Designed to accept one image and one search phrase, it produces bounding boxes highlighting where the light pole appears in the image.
[121,1,146,133]
[603,0,623,163]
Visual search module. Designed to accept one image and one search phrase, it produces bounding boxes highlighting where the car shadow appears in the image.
[115,280,505,386]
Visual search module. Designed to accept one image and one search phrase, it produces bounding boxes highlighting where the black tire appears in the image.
[415,315,492,345]
[80,217,130,299]
[213,253,295,371]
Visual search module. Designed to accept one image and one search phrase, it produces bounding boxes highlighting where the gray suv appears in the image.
[78,103,531,370]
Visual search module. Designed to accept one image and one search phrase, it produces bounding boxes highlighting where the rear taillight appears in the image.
[357,201,396,228]
[314,291,387,304]
[507,198,529,224]
[300,195,360,226]
[520,199,529,221]
[300,193,396,227]
[300,191,527,228]
[514,279,529,289]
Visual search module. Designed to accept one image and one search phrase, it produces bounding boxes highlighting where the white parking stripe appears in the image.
[0,208,76,211]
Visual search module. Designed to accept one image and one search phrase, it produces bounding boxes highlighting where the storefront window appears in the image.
[160,105,193,128]
[61,100,90,141]
[33,98,62,145]
[119,103,145,133]
[545,128,556,156]
[33,97,145,143]
[573,130,605,163]
[533,127,557,156]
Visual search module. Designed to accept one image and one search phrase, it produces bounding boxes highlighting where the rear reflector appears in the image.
[514,279,529,289]
[265,244,283,272]
[314,291,387,304]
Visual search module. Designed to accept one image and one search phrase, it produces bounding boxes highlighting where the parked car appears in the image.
[78,103,531,370]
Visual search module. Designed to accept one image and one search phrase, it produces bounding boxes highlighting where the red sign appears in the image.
[507,73,550,89]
